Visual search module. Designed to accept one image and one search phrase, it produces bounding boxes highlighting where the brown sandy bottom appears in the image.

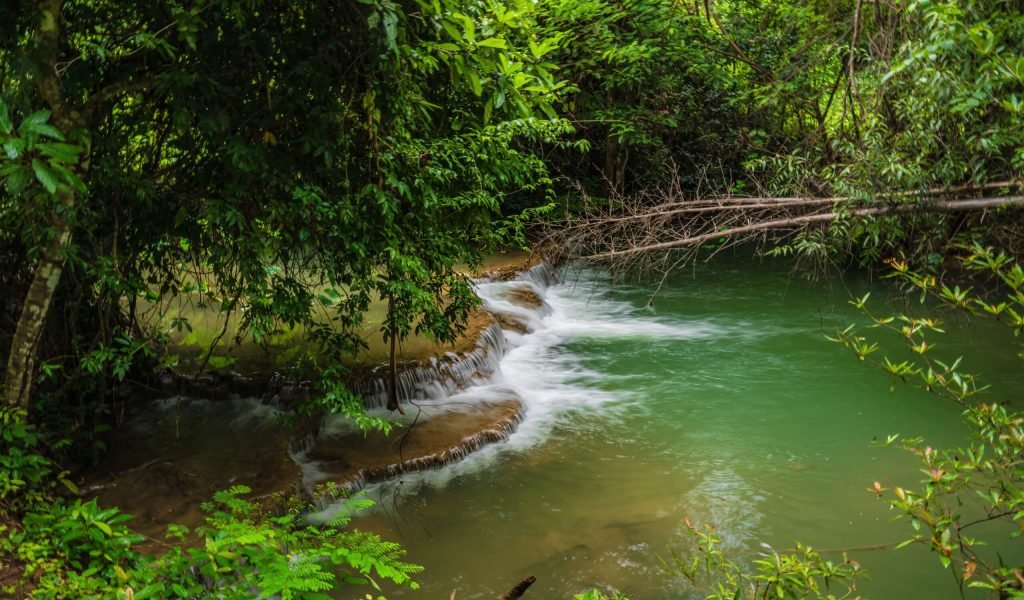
[85,397,301,546]
[83,394,524,546]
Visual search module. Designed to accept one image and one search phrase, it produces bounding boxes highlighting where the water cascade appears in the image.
[348,318,510,410]
[293,260,564,502]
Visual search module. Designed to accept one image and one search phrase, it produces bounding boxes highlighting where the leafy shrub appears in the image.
[0,410,420,599]
[831,244,1024,597]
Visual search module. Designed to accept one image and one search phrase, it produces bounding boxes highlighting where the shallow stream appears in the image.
[334,258,1022,599]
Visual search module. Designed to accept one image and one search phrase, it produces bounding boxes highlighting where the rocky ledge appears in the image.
[300,392,525,507]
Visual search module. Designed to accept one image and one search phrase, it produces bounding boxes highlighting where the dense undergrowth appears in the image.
[1,405,422,599]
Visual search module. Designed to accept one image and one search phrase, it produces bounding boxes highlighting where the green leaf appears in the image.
[94,521,113,536]
[37,142,83,164]
[31,158,59,194]
[6,165,31,194]
[60,478,80,494]
[4,138,24,159]
[466,70,483,96]
[441,20,461,42]
[28,123,65,140]
[20,109,51,129]
[50,162,85,193]
[477,37,507,49]
[457,14,475,44]
[133,583,167,600]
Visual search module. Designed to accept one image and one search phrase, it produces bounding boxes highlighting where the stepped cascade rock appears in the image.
[300,392,526,507]
[293,260,561,501]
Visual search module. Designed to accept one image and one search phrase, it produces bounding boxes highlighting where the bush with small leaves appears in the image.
[831,244,1024,597]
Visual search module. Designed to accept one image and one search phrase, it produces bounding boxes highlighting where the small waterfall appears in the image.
[476,281,552,334]
[348,318,509,410]
[287,423,320,456]
[475,256,560,288]
[523,260,560,288]
[297,260,562,506]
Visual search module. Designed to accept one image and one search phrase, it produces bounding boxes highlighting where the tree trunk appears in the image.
[4,210,72,407]
[604,134,620,198]
[385,294,405,415]
[4,0,82,408]
[583,195,1024,261]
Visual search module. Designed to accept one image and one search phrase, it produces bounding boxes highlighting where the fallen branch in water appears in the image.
[542,170,1024,273]
[586,196,1024,260]
[496,575,537,599]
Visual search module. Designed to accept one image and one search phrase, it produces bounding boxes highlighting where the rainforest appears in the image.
[1,1,1024,599]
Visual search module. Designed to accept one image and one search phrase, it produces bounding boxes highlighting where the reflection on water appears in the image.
[340,258,1022,599]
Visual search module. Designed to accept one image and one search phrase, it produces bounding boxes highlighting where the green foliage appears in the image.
[752,0,1024,192]
[116,486,423,600]
[539,0,747,193]
[831,244,1024,596]
[9,498,142,598]
[0,100,85,201]
[0,407,58,515]
[754,0,1024,267]
[1,0,575,445]
[310,366,394,435]
[662,520,860,600]
[0,409,419,599]
[871,1,1024,184]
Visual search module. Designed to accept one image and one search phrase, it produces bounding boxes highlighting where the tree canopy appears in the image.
[1,0,576,432]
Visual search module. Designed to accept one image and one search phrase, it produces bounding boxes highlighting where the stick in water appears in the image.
[496,576,537,600]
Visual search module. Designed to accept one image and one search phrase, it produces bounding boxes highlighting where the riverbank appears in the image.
[149,250,544,376]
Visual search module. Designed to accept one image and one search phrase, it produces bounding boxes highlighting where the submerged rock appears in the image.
[301,392,526,506]
[505,285,546,310]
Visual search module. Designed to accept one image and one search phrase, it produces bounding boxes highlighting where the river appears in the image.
[322,257,1022,599]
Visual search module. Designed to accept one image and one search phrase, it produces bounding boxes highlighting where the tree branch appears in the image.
[583,196,1024,260]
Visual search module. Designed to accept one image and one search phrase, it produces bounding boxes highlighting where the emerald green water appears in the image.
[344,258,1021,599]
